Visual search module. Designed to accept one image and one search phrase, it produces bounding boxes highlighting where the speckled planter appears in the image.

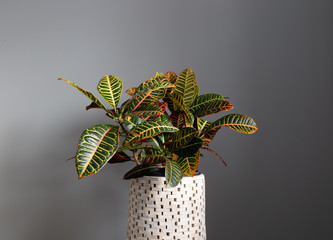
[126,174,206,240]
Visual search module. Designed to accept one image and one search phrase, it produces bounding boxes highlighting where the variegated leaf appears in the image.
[124,116,144,131]
[169,110,186,128]
[125,118,178,145]
[190,94,232,117]
[141,148,166,164]
[202,127,221,144]
[155,72,164,77]
[207,114,258,134]
[175,152,200,177]
[108,151,131,164]
[168,92,192,122]
[162,72,177,112]
[195,117,212,135]
[123,81,175,114]
[134,75,165,94]
[165,127,196,151]
[59,78,113,117]
[174,68,199,108]
[193,100,233,117]
[123,164,162,179]
[126,88,136,96]
[117,145,157,152]
[97,75,123,109]
[75,125,119,179]
[172,136,204,158]
[165,158,183,188]
[126,104,163,118]
[163,71,178,84]
[124,116,160,148]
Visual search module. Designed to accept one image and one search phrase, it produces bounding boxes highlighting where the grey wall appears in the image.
[1,0,332,239]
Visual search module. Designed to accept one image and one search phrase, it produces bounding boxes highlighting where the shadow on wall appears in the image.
[0,123,131,240]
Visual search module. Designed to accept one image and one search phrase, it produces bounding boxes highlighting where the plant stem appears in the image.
[119,121,128,134]
[133,149,140,165]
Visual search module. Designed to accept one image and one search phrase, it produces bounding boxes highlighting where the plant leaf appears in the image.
[168,92,192,122]
[194,100,233,117]
[117,145,152,152]
[123,81,175,114]
[165,127,196,151]
[134,75,166,94]
[175,152,200,177]
[124,116,144,131]
[163,71,178,84]
[165,158,183,188]
[174,68,199,108]
[206,114,258,134]
[59,78,113,117]
[97,75,123,110]
[169,110,186,128]
[172,136,204,158]
[123,164,162,179]
[124,116,160,147]
[75,125,119,179]
[125,118,178,145]
[195,117,212,135]
[190,94,233,117]
[108,151,131,164]
[126,88,136,96]
[155,72,164,77]
[141,148,166,164]
[126,104,163,118]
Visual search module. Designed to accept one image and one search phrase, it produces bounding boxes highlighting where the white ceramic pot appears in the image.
[126,174,206,240]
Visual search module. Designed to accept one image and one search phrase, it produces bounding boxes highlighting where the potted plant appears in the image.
[60,68,257,239]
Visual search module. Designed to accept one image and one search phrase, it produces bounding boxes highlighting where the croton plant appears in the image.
[60,68,257,187]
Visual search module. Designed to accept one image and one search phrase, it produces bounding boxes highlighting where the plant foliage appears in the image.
[60,68,258,187]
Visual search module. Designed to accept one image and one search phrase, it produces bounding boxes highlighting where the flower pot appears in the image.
[126,174,206,240]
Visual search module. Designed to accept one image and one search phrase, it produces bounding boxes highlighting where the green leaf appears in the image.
[59,78,113,117]
[202,127,221,144]
[124,117,160,147]
[207,114,258,134]
[172,136,204,158]
[165,158,183,188]
[75,125,119,179]
[123,164,162,179]
[134,75,166,94]
[126,104,163,118]
[158,115,173,126]
[168,92,192,122]
[195,117,212,135]
[141,148,166,164]
[155,72,164,77]
[165,127,196,151]
[117,145,156,152]
[125,118,178,145]
[123,81,175,114]
[124,116,144,131]
[175,152,200,177]
[97,75,123,110]
[190,94,233,117]
[108,151,131,164]
[126,88,136,96]
[162,72,177,112]
[156,132,171,145]
[174,68,199,108]
[169,110,186,128]
[163,71,178,84]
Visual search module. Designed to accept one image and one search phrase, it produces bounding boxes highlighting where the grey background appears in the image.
[1,0,332,239]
